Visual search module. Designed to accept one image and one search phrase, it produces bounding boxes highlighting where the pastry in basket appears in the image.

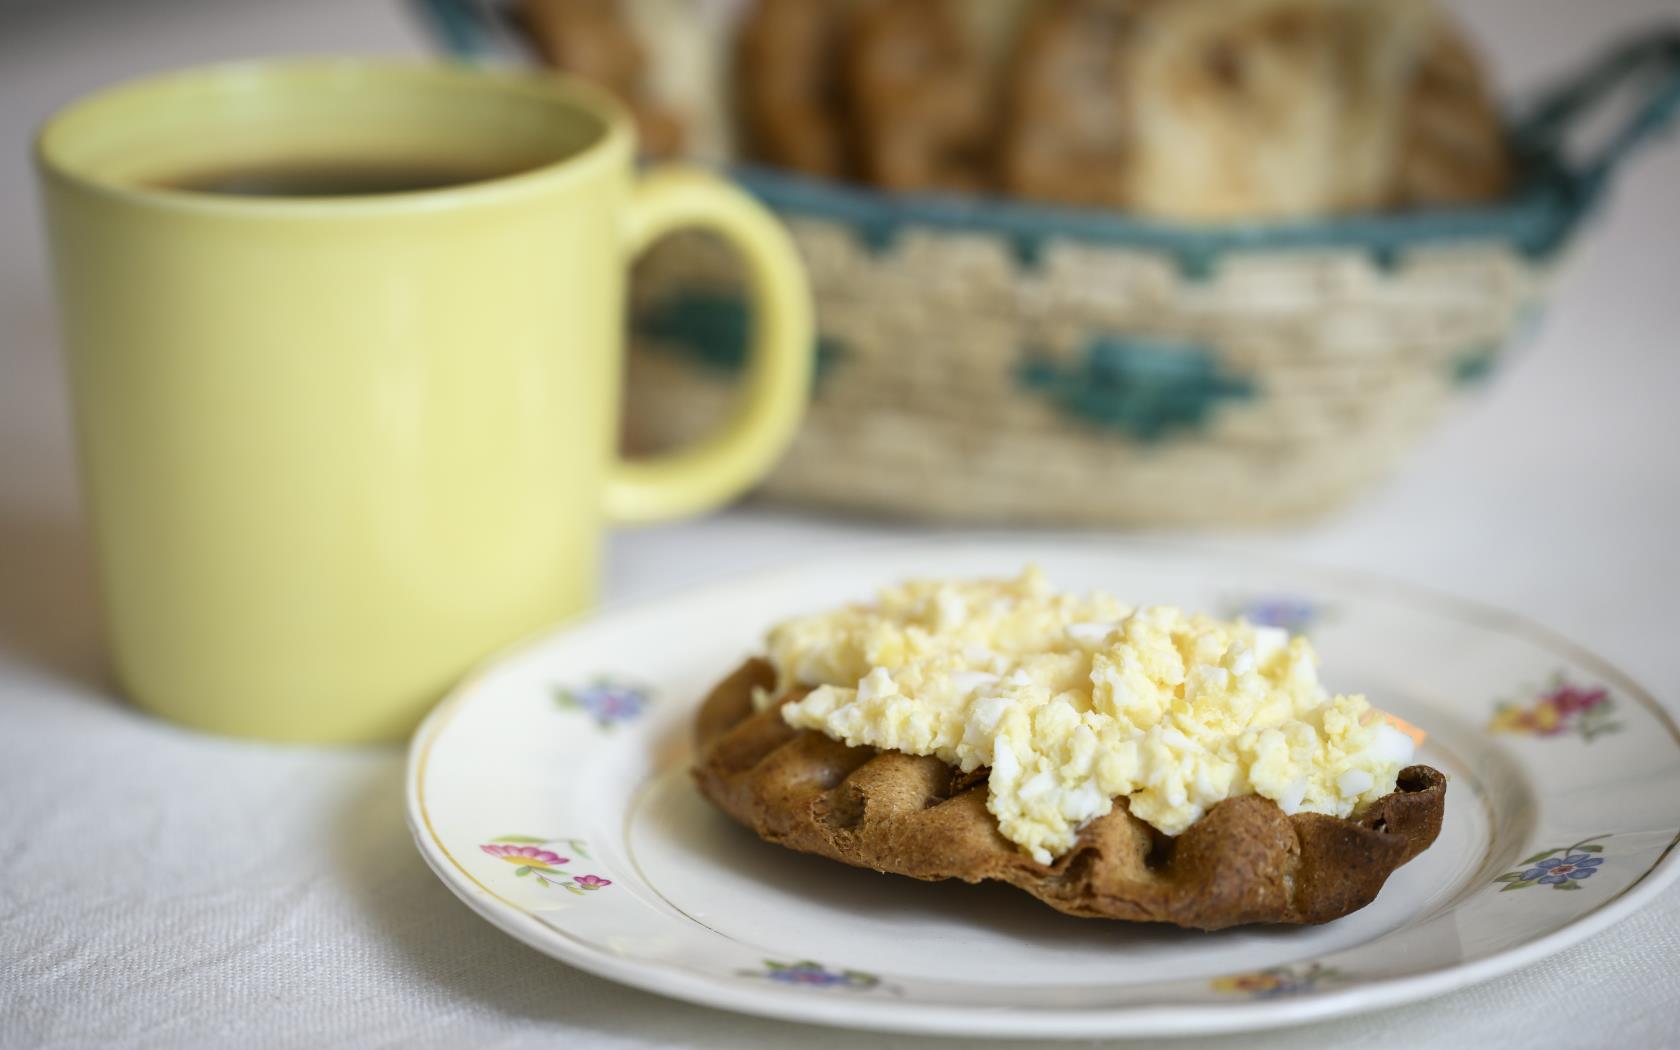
[843,0,992,192]
[694,568,1445,931]
[736,0,852,178]
[531,0,1509,215]
[1119,0,1436,218]
[517,0,685,156]
[1003,0,1510,218]
[1394,11,1512,206]
[738,0,993,192]
[999,0,1138,207]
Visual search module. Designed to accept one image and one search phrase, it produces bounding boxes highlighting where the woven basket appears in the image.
[423,8,1680,525]
[630,211,1540,525]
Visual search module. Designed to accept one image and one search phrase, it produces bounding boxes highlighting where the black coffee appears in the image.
[154,158,526,197]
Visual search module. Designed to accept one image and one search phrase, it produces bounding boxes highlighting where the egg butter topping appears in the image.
[769,568,1415,863]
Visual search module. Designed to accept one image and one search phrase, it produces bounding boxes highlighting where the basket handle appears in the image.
[1514,28,1680,208]
[409,0,529,61]
[411,0,491,59]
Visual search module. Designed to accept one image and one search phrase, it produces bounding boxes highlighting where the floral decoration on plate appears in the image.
[739,960,885,991]
[1211,962,1344,999]
[1225,594,1328,636]
[480,835,613,895]
[556,678,650,727]
[1487,675,1620,741]
[1495,836,1609,892]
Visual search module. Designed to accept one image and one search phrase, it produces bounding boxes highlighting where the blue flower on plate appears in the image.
[556,679,649,727]
[745,960,881,990]
[1232,596,1322,636]
[1495,837,1609,892]
[1520,853,1605,885]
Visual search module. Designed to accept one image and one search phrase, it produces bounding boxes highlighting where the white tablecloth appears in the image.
[3,1,1678,1046]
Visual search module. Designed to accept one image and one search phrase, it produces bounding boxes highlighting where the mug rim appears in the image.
[34,57,637,217]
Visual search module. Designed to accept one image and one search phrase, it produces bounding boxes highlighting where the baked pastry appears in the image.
[999,0,1138,207]
[524,0,1510,215]
[691,571,1446,930]
[695,658,1446,930]
[735,0,852,178]
[842,0,993,192]
[1117,0,1435,219]
[1002,0,1510,217]
[735,0,998,191]
[1393,11,1512,206]
[518,0,685,156]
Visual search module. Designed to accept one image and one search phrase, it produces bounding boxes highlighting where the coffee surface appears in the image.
[154,158,526,197]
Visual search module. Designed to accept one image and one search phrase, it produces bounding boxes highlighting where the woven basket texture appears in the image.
[627,222,1545,525]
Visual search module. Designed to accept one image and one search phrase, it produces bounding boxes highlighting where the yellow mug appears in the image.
[36,60,813,743]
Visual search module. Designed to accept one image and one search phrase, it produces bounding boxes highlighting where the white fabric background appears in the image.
[2,1,1677,1046]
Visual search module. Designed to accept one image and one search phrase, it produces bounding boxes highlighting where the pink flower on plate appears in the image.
[480,844,568,868]
[1544,683,1609,715]
[572,874,612,889]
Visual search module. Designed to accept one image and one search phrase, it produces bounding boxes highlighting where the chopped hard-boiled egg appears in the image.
[769,567,1416,864]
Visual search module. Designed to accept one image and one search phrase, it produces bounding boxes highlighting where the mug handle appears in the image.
[605,167,814,524]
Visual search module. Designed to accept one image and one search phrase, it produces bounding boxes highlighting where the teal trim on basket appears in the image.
[734,163,1574,280]
[1451,345,1501,386]
[636,288,844,384]
[1019,337,1255,442]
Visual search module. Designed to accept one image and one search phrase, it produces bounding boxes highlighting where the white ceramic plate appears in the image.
[406,540,1680,1038]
